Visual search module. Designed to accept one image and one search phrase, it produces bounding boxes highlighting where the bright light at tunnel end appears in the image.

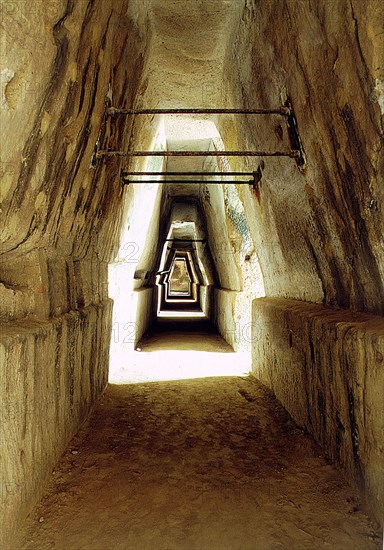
[107,114,259,385]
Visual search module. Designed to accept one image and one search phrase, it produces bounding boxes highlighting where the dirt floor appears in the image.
[19,327,382,550]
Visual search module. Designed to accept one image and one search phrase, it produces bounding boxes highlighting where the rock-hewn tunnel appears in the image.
[1,0,383,547]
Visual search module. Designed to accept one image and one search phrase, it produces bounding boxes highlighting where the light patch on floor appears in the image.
[157,310,206,317]
[109,348,250,384]
[109,327,250,384]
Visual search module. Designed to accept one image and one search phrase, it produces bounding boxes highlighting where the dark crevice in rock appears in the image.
[303,236,327,303]
[78,55,92,116]
[347,388,364,488]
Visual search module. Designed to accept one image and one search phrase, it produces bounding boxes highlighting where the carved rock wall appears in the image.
[220,0,384,523]
[0,301,112,544]
[1,0,383,540]
[0,0,149,543]
[251,298,384,523]
[223,0,384,313]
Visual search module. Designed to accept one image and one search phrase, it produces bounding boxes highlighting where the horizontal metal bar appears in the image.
[166,247,200,251]
[97,150,298,158]
[166,239,206,242]
[107,107,290,116]
[123,180,253,185]
[121,171,255,177]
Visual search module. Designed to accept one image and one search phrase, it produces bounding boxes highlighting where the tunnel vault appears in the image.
[1,0,384,544]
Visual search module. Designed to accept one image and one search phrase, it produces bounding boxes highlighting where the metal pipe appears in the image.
[107,107,290,116]
[123,180,254,185]
[97,150,298,158]
[166,239,206,242]
[121,171,255,177]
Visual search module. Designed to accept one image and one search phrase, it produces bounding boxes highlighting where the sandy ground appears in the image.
[18,328,382,550]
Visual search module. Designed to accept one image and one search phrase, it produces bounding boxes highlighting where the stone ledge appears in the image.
[251,297,384,525]
[0,300,113,546]
[252,297,384,329]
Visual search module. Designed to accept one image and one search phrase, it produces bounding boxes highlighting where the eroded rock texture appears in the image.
[0,0,148,543]
[252,298,384,521]
[1,0,383,542]
[223,0,384,313]
[221,0,384,523]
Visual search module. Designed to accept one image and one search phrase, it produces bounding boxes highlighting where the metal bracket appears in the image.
[285,98,306,171]
[250,162,265,192]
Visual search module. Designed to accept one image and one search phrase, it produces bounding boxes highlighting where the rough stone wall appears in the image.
[0,301,112,544]
[1,0,149,308]
[223,0,384,313]
[252,298,384,523]
[214,289,238,350]
[0,0,149,544]
[220,0,384,522]
[1,0,383,538]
